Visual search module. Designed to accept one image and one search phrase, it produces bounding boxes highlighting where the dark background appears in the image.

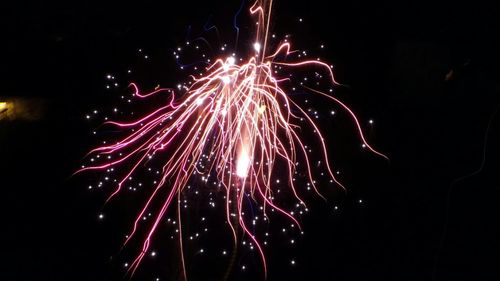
[2,0,499,280]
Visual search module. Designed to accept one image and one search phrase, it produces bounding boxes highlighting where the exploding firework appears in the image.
[78,0,387,279]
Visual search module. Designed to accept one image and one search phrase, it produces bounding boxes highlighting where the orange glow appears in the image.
[236,146,251,178]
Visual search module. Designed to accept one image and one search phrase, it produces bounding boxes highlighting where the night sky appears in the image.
[2,0,500,280]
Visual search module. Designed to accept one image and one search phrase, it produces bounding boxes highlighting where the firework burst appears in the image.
[78,0,387,279]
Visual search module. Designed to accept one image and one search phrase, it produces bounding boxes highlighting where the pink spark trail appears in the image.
[77,0,387,279]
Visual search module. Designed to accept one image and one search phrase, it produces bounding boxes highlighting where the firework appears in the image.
[78,0,387,279]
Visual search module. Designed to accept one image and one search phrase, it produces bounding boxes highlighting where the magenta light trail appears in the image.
[78,0,387,279]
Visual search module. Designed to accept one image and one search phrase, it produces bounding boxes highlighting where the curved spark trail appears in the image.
[78,0,387,279]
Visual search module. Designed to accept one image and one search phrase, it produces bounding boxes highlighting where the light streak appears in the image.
[78,0,387,279]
